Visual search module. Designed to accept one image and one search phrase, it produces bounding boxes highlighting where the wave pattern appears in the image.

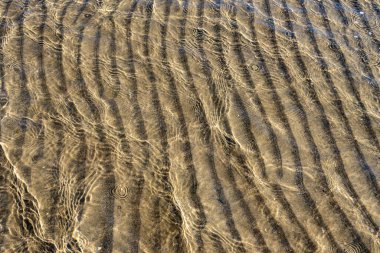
[0,0,379,252]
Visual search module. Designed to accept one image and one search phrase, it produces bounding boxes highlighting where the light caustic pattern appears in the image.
[0,0,379,252]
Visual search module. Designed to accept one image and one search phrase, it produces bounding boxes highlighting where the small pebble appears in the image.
[359,11,364,15]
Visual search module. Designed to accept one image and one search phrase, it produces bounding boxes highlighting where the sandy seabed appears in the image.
[0,0,380,252]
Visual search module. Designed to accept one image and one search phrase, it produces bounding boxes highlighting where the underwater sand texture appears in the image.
[0,0,380,252]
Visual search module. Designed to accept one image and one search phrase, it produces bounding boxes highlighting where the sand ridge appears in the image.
[0,0,379,252]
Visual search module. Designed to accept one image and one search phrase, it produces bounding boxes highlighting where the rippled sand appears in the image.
[0,0,379,252]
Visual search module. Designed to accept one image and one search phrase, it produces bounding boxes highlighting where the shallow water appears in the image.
[0,0,379,252]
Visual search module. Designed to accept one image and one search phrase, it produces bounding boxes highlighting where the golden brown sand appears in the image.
[0,0,379,252]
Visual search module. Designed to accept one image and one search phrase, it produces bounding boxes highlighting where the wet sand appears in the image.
[0,0,379,252]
